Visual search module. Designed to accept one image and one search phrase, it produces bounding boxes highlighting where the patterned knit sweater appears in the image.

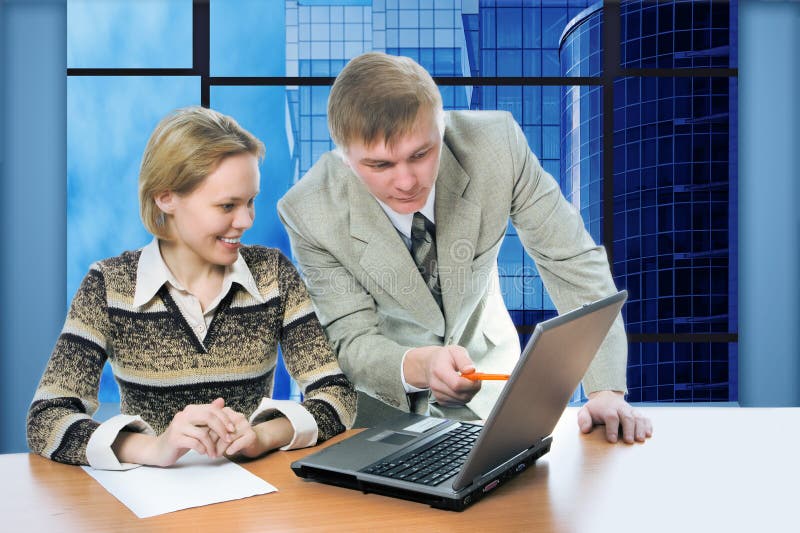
[27,246,356,466]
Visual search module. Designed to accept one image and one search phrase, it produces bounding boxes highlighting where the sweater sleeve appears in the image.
[274,251,357,442]
[26,266,112,465]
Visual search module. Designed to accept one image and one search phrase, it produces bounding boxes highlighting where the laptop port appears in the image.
[482,480,500,493]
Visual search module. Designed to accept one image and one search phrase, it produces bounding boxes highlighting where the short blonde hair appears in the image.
[328,52,444,151]
[138,106,265,239]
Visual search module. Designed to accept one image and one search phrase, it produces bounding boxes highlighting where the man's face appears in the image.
[344,112,442,215]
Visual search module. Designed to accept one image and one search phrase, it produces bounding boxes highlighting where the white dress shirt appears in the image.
[374,186,437,394]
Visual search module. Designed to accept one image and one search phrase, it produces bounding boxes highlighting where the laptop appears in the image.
[291,290,627,511]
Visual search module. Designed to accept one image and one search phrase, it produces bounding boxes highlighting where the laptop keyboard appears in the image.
[360,423,482,486]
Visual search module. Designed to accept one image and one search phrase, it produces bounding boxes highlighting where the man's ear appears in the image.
[154,190,177,215]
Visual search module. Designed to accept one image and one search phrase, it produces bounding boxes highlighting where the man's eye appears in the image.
[221,204,234,212]
[371,162,390,169]
[412,150,429,160]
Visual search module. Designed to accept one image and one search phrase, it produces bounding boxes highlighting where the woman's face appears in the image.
[159,152,260,268]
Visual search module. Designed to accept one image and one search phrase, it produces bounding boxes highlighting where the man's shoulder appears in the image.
[445,109,512,126]
[278,152,355,238]
[443,110,518,159]
[444,110,514,139]
[442,110,521,179]
[280,151,350,210]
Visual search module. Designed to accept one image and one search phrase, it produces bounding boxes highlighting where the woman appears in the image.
[27,106,356,469]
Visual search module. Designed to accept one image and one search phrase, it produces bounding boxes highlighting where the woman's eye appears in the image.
[221,204,234,212]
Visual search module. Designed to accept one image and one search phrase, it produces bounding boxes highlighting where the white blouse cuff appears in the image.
[86,414,155,470]
[249,398,318,450]
[401,348,429,393]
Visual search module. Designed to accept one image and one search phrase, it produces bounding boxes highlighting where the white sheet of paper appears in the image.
[82,451,277,518]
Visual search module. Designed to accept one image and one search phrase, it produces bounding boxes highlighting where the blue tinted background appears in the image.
[67,0,192,68]
[210,0,286,77]
[1,0,798,455]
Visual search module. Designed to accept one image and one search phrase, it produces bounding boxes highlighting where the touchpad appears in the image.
[370,431,416,446]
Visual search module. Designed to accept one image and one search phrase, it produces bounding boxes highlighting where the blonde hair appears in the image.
[138,106,265,239]
[328,52,444,151]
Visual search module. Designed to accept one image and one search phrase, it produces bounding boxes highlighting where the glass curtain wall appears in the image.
[67,0,738,404]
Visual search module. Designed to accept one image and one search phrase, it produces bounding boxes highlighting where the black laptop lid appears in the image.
[452,290,627,490]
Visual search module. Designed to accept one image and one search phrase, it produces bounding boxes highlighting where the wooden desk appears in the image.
[1,407,797,532]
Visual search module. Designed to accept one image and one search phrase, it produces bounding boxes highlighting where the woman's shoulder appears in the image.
[67,249,142,300]
[239,245,299,286]
[239,245,285,276]
[89,249,143,290]
[238,244,283,265]
[92,249,142,272]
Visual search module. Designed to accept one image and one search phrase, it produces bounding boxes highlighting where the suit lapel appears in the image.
[348,173,445,335]
[435,145,481,341]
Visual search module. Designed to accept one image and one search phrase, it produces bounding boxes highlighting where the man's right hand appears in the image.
[404,345,481,406]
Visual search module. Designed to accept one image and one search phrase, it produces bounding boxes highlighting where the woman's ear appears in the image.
[154,190,176,215]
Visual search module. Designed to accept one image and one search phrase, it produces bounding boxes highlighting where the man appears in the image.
[278,52,652,443]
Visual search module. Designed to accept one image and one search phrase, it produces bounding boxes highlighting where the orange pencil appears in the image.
[459,371,510,381]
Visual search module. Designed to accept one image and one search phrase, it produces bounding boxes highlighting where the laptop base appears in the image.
[292,437,552,511]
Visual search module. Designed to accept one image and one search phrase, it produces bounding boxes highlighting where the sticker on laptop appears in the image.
[403,417,448,433]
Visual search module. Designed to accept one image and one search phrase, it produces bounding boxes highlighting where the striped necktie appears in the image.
[410,212,443,311]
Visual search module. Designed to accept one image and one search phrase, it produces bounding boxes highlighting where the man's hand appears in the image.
[404,345,481,406]
[577,390,653,444]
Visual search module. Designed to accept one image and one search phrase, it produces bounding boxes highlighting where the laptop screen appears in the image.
[452,291,627,490]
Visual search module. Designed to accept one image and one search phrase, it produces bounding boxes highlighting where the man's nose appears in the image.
[392,163,417,191]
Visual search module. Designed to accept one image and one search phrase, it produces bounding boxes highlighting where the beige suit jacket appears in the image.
[278,111,626,426]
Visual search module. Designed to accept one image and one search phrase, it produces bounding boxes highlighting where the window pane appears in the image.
[560,3,603,77]
[613,77,736,336]
[293,2,373,76]
[211,0,286,76]
[620,0,735,69]
[626,342,736,402]
[67,0,192,68]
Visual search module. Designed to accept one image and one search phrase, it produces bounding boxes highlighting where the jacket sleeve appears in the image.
[504,112,628,394]
[26,266,111,465]
[273,251,357,442]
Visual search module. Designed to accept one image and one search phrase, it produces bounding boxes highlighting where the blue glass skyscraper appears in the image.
[560,0,738,401]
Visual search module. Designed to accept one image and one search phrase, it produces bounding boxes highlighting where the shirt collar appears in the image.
[374,183,436,240]
[133,239,264,307]
[229,250,266,304]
